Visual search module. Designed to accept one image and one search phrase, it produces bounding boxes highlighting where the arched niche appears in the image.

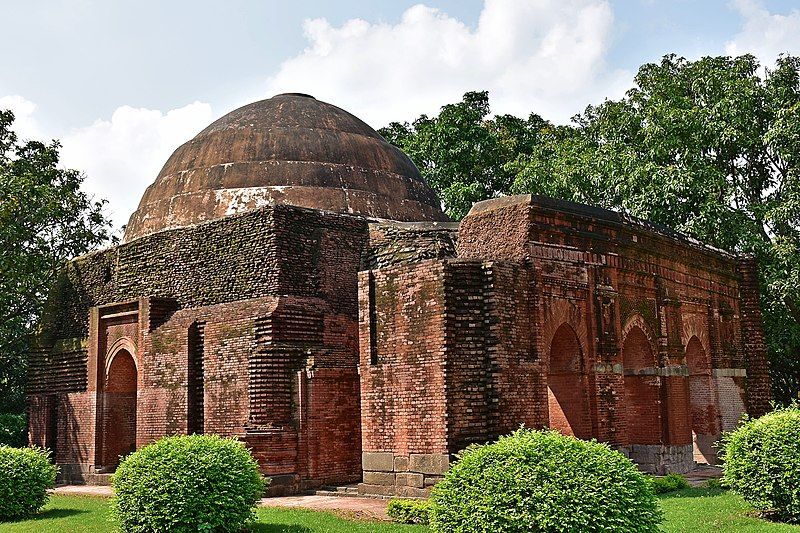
[101,346,138,471]
[686,336,719,463]
[547,323,592,439]
[622,325,661,446]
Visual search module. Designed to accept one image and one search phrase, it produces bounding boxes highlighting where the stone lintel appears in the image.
[396,486,429,499]
[623,365,688,377]
[594,363,623,374]
[393,455,409,472]
[712,368,747,378]
[358,483,395,496]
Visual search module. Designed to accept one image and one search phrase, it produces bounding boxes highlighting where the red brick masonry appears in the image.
[359,195,769,496]
[29,195,769,496]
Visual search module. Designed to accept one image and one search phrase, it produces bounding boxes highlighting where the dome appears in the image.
[124,93,447,241]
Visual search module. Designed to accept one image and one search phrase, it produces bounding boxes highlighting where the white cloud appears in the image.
[265,0,631,127]
[726,0,800,64]
[0,95,44,141]
[59,102,214,231]
[3,1,634,232]
[1,95,213,232]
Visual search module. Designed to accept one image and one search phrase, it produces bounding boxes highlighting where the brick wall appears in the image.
[359,262,449,456]
[30,192,770,492]
[30,204,368,492]
[482,263,546,435]
[736,258,771,417]
[359,194,769,487]
[303,368,362,486]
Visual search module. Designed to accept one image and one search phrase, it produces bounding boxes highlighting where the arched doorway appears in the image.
[686,336,719,463]
[102,349,137,470]
[622,326,661,446]
[547,323,591,439]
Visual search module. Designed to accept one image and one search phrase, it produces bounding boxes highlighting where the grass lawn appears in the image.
[1,489,798,532]
[0,495,427,533]
[659,487,799,532]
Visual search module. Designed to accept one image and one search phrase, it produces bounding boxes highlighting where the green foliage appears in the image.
[5,491,799,533]
[0,445,57,520]
[386,54,800,403]
[4,495,431,533]
[651,473,691,494]
[111,434,267,533]
[0,414,27,447]
[511,54,800,403]
[387,498,431,525]
[0,110,114,413]
[379,91,549,219]
[721,405,800,523]
[656,487,799,532]
[428,428,662,532]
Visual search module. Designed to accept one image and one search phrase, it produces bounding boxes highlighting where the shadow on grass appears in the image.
[8,508,88,522]
[658,487,727,499]
[250,525,313,533]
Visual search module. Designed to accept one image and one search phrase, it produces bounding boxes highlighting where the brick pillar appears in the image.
[736,257,771,417]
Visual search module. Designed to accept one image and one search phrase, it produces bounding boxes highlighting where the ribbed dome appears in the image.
[124,93,447,241]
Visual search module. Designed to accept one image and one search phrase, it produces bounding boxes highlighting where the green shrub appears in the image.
[721,405,800,523]
[650,473,690,494]
[704,478,723,490]
[111,434,267,533]
[429,429,662,532]
[0,445,58,520]
[387,498,431,524]
[0,414,27,447]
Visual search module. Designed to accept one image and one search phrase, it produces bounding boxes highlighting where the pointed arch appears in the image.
[547,323,592,439]
[686,335,720,463]
[105,337,138,382]
[101,340,138,471]
[622,324,661,446]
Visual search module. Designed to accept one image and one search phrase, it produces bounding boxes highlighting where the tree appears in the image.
[511,54,800,402]
[0,110,114,413]
[379,91,549,219]
[382,54,800,402]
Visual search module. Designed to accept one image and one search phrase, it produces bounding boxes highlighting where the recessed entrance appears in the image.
[547,323,591,439]
[686,336,719,463]
[101,349,137,471]
[622,326,661,445]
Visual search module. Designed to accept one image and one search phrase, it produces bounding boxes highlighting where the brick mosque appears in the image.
[27,93,771,496]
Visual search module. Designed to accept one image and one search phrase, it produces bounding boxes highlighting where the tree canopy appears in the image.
[382,54,800,403]
[0,110,114,412]
[380,91,548,219]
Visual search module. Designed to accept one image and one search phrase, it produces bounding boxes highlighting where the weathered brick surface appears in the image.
[29,204,368,492]
[29,190,770,495]
[358,261,449,455]
[736,258,771,417]
[359,194,770,492]
[364,221,458,270]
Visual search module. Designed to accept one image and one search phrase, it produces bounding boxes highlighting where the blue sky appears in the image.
[2,0,799,229]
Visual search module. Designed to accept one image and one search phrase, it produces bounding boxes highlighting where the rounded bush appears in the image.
[650,473,690,494]
[387,498,431,524]
[429,429,663,532]
[721,405,800,523]
[0,445,57,520]
[111,435,267,533]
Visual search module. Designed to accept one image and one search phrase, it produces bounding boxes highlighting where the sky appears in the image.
[2,0,800,231]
